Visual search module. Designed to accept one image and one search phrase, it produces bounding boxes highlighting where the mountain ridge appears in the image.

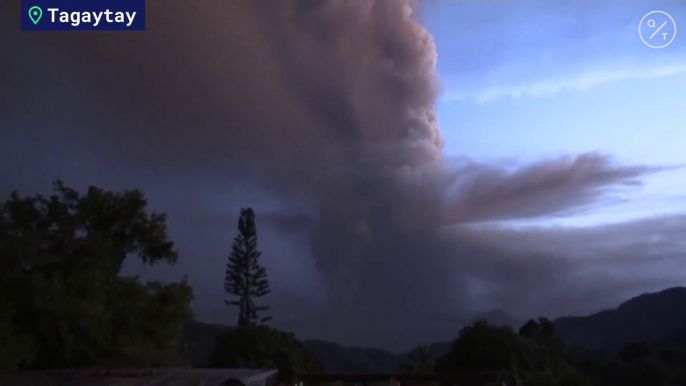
[183,286,686,373]
[553,286,686,351]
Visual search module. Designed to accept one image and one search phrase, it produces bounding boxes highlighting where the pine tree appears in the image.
[224,208,272,327]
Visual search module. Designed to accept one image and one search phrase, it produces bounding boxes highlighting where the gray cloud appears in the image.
[0,0,680,350]
[444,153,666,223]
[458,214,686,317]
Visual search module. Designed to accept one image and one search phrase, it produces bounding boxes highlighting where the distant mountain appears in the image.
[180,320,402,372]
[181,309,522,372]
[554,287,686,351]
[181,288,686,373]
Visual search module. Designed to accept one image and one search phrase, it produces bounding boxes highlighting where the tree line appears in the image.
[397,318,686,386]
[3,181,686,386]
[0,181,321,375]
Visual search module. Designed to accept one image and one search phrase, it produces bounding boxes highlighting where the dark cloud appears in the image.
[0,0,679,351]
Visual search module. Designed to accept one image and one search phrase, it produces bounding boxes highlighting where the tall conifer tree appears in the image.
[224,208,272,326]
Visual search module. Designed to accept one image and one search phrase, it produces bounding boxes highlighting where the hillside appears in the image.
[180,320,401,372]
[181,288,686,373]
[554,287,686,351]
[181,309,520,372]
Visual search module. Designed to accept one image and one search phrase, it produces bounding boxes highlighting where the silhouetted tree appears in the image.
[519,318,567,373]
[437,320,593,385]
[566,346,611,374]
[659,347,686,366]
[210,325,324,377]
[224,208,272,327]
[435,320,535,376]
[399,344,434,374]
[0,181,193,371]
[618,341,653,362]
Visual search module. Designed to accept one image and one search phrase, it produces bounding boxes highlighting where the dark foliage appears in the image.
[566,346,612,374]
[305,339,401,375]
[181,320,231,367]
[519,318,568,374]
[0,181,193,371]
[618,341,654,362]
[183,321,402,374]
[435,320,535,375]
[183,320,405,374]
[210,326,325,377]
[186,290,686,383]
[398,345,435,375]
[224,208,272,327]
[436,320,590,386]
[579,341,686,386]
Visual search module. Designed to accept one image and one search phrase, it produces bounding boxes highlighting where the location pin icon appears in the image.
[29,6,42,24]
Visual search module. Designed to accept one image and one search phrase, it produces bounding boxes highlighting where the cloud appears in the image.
[429,1,686,103]
[0,0,681,350]
[458,214,686,318]
[444,153,666,223]
[442,65,686,103]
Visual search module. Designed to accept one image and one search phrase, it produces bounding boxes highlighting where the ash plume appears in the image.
[0,0,673,348]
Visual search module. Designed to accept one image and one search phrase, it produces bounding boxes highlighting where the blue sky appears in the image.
[422,1,686,227]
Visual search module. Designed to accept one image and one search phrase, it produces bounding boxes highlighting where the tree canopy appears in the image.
[436,320,590,386]
[0,181,193,371]
[435,320,535,375]
[399,345,435,375]
[210,325,325,378]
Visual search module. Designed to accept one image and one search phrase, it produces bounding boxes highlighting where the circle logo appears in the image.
[639,11,677,49]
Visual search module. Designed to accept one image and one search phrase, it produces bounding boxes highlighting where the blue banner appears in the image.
[21,0,145,31]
